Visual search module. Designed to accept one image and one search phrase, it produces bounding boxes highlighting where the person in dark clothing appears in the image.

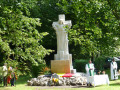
[10,70,15,86]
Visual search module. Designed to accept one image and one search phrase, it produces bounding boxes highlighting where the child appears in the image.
[10,70,15,86]
[7,66,12,85]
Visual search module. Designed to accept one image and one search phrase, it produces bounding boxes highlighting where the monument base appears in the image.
[54,53,72,66]
[51,60,71,73]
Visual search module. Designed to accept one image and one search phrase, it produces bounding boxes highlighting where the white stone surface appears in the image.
[27,74,87,86]
[71,69,76,74]
[52,14,72,66]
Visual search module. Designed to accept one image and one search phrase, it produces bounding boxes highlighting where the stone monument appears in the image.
[51,14,76,73]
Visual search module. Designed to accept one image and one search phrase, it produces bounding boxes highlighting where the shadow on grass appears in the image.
[71,85,106,88]
[70,85,91,88]
[110,83,120,86]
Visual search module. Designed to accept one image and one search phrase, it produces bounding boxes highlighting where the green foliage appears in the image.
[57,0,120,59]
[0,67,2,76]
[0,0,52,75]
[0,0,119,76]
[94,56,107,71]
[26,0,65,65]
[74,59,89,72]
[31,64,46,77]
[43,70,51,75]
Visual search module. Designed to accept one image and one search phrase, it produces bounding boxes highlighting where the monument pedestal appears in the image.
[51,60,71,73]
[54,53,72,66]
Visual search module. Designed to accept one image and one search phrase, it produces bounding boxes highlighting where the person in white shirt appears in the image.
[85,60,95,86]
[110,58,118,80]
[85,60,95,77]
[2,63,8,86]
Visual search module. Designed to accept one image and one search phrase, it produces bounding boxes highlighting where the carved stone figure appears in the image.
[52,14,72,66]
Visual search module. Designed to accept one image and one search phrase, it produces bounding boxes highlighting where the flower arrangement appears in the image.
[42,66,51,74]
[52,78,59,86]
[102,71,105,75]
[98,71,101,75]
[52,78,59,83]
[42,67,49,72]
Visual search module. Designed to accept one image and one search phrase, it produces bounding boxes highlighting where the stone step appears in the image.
[71,69,76,74]
[70,66,73,70]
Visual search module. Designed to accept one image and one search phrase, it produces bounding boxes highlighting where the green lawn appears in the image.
[1,75,120,90]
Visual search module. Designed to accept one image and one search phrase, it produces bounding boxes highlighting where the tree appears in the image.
[28,0,64,65]
[0,0,52,75]
[57,0,120,60]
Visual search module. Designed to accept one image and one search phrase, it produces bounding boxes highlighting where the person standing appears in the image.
[7,66,12,85]
[10,70,15,86]
[85,60,95,77]
[2,63,8,86]
[85,60,95,86]
[110,58,118,80]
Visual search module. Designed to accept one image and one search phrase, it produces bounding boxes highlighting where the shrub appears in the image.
[74,59,89,72]
[0,67,2,76]
[94,56,108,71]
[31,64,46,77]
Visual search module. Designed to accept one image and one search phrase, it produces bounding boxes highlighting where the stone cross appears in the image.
[52,14,72,66]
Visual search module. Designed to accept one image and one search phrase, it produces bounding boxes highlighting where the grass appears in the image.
[1,73,120,90]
